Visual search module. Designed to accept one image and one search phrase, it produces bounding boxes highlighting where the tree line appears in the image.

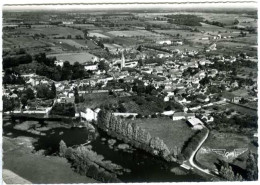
[59,141,120,183]
[97,109,171,159]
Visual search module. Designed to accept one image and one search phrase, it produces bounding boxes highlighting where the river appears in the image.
[3,117,205,182]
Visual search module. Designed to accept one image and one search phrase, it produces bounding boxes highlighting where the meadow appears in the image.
[132,118,196,154]
[108,30,161,37]
[195,130,256,172]
[47,52,98,64]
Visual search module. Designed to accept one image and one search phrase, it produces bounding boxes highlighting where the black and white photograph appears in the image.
[1,0,258,184]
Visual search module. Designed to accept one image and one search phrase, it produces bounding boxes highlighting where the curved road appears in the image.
[182,125,216,177]
[188,126,212,175]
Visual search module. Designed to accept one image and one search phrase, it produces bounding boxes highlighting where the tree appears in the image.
[3,96,16,112]
[98,60,109,72]
[233,19,239,25]
[20,94,28,108]
[246,151,258,180]
[24,88,35,100]
[218,160,244,181]
[83,29,89,39]
[74,87,80,104]
[59,140,67,157]
[51,82,56,98]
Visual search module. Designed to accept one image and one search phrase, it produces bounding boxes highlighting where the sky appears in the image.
[2,0,258,11]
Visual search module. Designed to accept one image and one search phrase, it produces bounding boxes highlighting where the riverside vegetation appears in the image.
[59,140,121,183]
[97,109,172,160]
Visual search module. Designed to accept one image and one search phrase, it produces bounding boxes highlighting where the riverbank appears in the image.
[3,136,98,184]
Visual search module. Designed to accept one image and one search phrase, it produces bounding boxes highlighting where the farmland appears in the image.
[108,30,161,37]
[47,52,98,64]
[132,118,196,154]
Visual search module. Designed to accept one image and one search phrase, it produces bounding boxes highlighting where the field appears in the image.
[107,30,161,37]
[132,118,196,154]
[220,103,257,116]
[56,39,87,48]
[3,37,49,49]
[195,130,257,173]
[47,52,98,64]
[3,136,97,184]
[17,25,84,38]
[89,32,110,38]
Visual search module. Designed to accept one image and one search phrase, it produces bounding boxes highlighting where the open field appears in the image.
[108,30,161,37]
[132,118,196,153]
[17,26,84,38]
[195,130,257,172]
[3,37,48,49]
[3,136,97,184]
[57,39,88,48]
[89,32,110,38]
[47,52,97,64]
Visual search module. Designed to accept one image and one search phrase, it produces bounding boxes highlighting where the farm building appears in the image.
[187,117,204,130]
[156,40,172,45]
[172,112,195,121]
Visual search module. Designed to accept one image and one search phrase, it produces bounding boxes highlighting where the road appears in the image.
[188,126,212,175]
[181,125,216,177]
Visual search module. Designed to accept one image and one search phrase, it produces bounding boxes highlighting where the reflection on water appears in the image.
[3,118,205,182]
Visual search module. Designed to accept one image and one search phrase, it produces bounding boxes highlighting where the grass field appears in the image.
[195,130,256,172]
[217,102,257,116]
[89,32,110,38]
[132,118,196,154]
[3,37,48,49]
[57,39,87,48]
[3,136,97,184]
[47,52,98,64]
[108,30,161,37]
[17,26,84,38]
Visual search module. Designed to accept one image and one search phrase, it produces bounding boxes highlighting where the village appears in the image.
[2,5,258,183]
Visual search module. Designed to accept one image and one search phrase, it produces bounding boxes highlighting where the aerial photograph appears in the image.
[1,0,258,183]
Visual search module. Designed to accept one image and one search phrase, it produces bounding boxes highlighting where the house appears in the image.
[175,41,183,45]
[124,61,138,68]
[54,60,64,67]
[175,96,187,104]
[172,112,186,121]
[156,40,171,45]
[197,95,210,103]
[81,108,99,121]
[113,112,138,118]
[84,64,98,71]
[162,110,175,116]
[172,112,195,121]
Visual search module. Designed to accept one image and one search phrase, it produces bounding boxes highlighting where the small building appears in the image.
[172,112,186,121]
[84,64,98,71]
[156,40,172,45]
[113,112,138,118]
[81,108,99,121]
[187,117,203,130]
[54,60,64,67]
[162,110,175,116]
